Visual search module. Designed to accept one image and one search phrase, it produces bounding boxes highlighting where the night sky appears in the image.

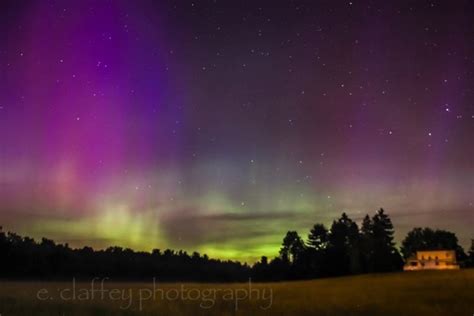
[1,0,473,262]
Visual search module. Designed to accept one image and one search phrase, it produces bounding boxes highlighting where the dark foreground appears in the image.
[0,269,473,315]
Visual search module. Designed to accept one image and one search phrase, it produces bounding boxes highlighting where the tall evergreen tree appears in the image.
[360,214,374,273]
[307,223,329,276]
[327,213,361,275]
[371,208,402,272]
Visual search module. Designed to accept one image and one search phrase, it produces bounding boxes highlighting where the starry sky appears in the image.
[1,0,473,262]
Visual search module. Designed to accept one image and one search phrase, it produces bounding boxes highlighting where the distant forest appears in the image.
[1,209,473,281]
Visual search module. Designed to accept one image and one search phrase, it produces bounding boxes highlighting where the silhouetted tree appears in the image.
[280,231,306,264]
[306,224,329,276]
[359,214,374,272]
[468,240,474,268]
[252,256,271,280]
[307,224,329,251]
[326,213,361,275]
[370,209,403,272]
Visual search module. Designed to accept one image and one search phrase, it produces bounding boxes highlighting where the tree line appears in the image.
[0,228,250,282]
[253,209,472,280]
[1,209,473,281]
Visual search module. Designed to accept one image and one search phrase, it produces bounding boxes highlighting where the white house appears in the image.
[403,250,460,271]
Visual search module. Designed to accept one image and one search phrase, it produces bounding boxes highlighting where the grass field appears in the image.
[0,269,473,315]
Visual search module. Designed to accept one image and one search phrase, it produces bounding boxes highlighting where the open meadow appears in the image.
[0,269,473,315]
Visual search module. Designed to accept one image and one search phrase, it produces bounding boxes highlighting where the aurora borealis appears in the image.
[1,0,473,262]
